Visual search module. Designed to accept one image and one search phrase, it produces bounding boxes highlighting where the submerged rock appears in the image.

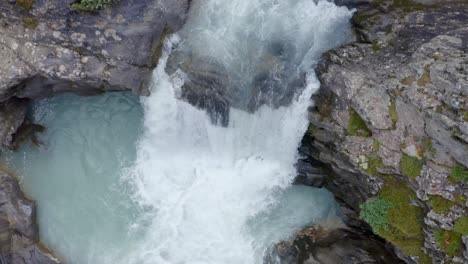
[298,0,468,263]
[0,171,59,263]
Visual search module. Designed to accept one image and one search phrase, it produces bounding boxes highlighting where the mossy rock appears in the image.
[449,164,468,183]
[401,154,423,179]
[373,140,381,151]
[22,16,39,29]
[371,41,382,52]
[388,97,398,129]
[435,229,463,257]
[360,197,392,232]
[71,0,118,11]
[360,179,429,262]
[453,216,468,235]
[417,65,432,86]
[428,195,455,214]
[16,0,35,12]
[348,108,372,137]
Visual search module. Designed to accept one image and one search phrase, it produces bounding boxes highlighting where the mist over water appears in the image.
[1,0,353,263]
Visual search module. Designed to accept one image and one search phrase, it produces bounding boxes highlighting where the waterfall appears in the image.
[125,1,353,263]
[1,1,353,263]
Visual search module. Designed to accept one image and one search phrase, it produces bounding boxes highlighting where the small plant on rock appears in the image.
[71,0,117,11]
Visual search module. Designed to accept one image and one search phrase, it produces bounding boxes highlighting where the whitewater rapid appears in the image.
[125,1,354,263]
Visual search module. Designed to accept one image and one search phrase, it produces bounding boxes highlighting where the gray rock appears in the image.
[0,171,59,263]
[0,0,190,99]
[299,1,468,263]
[0,98,28,147]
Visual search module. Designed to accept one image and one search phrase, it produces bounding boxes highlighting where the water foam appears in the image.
[125,1,353,263]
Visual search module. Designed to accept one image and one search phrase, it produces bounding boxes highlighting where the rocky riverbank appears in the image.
[295,0,468,263]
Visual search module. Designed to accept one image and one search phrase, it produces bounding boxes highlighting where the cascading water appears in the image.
[1,0,353,263]
[125,0,353,263]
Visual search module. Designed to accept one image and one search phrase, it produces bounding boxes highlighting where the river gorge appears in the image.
[0,0,467,263]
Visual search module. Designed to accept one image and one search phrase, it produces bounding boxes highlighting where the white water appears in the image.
[1,0,353,263]
[125,0,353,263]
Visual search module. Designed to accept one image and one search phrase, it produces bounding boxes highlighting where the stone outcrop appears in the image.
[295,0,468,263]
[0,171,58,263]
[0,0,190,99]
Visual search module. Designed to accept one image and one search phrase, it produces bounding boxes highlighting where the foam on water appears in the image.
[1,0,353,263]
[125,0,353,263]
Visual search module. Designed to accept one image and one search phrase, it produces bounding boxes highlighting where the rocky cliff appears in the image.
[296,0,468,263]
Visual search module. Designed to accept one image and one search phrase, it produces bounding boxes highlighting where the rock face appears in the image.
[296,0,468,263]
[0,0,190,99]
[0,98,28,147]
[0,171,58,263]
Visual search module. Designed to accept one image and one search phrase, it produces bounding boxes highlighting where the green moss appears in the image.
[401,154,423,179]
[428,195,455,214]
[417,65,432,86]
[389,97,398,129]
[454,195,467,206]
[371,41,382,52]
[435,229,463,257]
[348,108,372,137]
[16,0,35,12]
[449,164,468,183]
[373,140,381,151]
[71,0,117,11]
[454,216,468,235]
[22,16,38,29]
[373,180,429,262]
[360,197,392,232]
[366,154,385,176]
[464,111,468,122]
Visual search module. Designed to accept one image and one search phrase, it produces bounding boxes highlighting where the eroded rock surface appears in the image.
[297,0,468,263]
[0,0,190,99]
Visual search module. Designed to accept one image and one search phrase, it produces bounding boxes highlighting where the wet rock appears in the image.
[0,98,28,147]
[0,171,59,263]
